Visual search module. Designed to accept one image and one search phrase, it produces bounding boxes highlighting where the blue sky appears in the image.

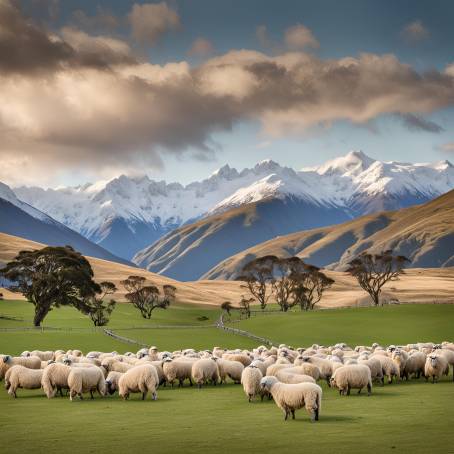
[2,0,454,186]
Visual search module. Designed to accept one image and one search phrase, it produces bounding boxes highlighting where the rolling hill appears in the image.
[204,189,454,280]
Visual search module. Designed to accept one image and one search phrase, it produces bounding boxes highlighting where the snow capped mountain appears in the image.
[13,151,454,261]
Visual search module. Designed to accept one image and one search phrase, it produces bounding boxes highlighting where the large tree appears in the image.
[291,264,334,311]
[84,281,117,327]
[0,246,100,326]
[121,276,176,319]
[236,255,276,310]
[347,250,410,306]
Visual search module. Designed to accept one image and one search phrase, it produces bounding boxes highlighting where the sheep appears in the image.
[424,354,449,383]
[241,365,263,402]
[260,376,322,422]
[222,353,251,367]
[118,364,159,400]
[250,360,267,376]
[0,355,41,380]
[330,365,372,396]
[215,358,244,384]
[433,349,454,381]
[391,349,408,378]
[41,362,71,398]
[162,358,194,387]
[357,357,384,383]
[67,367,106,401]
[101,358,133,373]
[4,365,43,398]
[402,352,426,380]
[105,371,124,395]
[191,359,219,388]
[266,363,292,377]
[31,350,54,361]
[301,357,335,384]
[275,369,316,385]
[371,354,399,384]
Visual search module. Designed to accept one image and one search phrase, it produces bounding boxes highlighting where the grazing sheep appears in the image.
[101,358,133,373]
[402,352,426,380]
[5,365,43,398]
[371,355,399,384]
[250,360,267,376]
[191,359,219,388]
[30,350,55,361]
[301,357,335,384]
[0,355,41,380]
[162,358,194,387]
[215,358,244,384]
[41,362,71,398]
[260,376,322,422]
[67,367,106,401]
[391,349,408,378]
[424,354,449,383]
[118,364,159,400]
[433,349,454,381]
[241,365,263,402]
[275,369,316,385]
[330,365,372,396]
[105,371,124,395]
[357,357,383,383]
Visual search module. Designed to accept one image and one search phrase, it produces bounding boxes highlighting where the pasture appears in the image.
[0,299,453,454]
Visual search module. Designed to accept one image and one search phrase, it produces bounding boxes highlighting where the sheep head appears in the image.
[260,376,278,391]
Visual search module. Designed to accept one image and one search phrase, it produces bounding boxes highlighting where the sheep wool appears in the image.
[105,371,124,395]
[191,359,219,388]
[0,355,42,379]
[424,354,449,383]
[5,365,43,398]
[260,376,322,422]
[118,364,159,400]
[215,358,244,384]
[162,358,194,387]
[330,365,372,396]
[241,365,263,402]
[68,367,106,400]
[41,362,72,398]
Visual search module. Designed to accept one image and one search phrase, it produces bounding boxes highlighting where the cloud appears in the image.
[285,24,319,50]
[398,113,443,133]
[1,1,454,185]
[438,142,454,152]
[401,20,429,43]
[188,38,214,57]
[128,2,180,46]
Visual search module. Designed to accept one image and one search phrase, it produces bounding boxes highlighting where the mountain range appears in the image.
[12,151,454,272]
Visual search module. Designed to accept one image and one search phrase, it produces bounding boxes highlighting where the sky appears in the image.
[1,0,454,187]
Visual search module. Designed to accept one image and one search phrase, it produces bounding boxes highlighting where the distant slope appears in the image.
[204,189,454,280]
[0,183,130,266]
[2,232,454,308]
[133,196,350,281]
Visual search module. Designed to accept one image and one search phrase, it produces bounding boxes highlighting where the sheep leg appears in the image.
[142,392,147,400]
[284,409,289,421]
[79,393,83,400]
[248,395,252,403]
[367,383,372,396]
[291,409,295,420]
[189,378,193,386]
[197,383,202,389]
[152,392,157,401]
[90,390,94,399]
[347,385,351,396]
[358,388,362,394]
[315,407,319,421]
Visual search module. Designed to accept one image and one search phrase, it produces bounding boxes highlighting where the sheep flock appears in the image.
[1,341,453,422]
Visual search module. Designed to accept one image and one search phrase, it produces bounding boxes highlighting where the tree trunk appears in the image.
[33,303,50,327]
[371,292,380,306]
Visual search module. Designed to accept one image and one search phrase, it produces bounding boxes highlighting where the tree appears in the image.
[291,264,334,311]
[236,256,276,310]
[121,276,176,319]
[0,246,99,326]
[221,301,233,315]
[347,251,410,306]
[84,281,117,326]
[238,296,254,318]
[272,257,300,312]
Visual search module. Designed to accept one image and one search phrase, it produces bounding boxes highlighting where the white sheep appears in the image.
[402,352,426,380]
[214,358,244,384]
[0,355,41,380]
[357,357,383,383]
[371,354,399,384]
[67,367,106,400]
[330,365,372,396]
[222,353,251,367]
[260,376,322,422]
[275,369,316,385]
[118,364,159,400]
[191,358,219,388]
[105,371,124,395]
[250,360,267,376]
[162,358,194,387]
[424,354,449,383]
[41,362,71,398]
[241,365,263,402]
[5,365,44,398]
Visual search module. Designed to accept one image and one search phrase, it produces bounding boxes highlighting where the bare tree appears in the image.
[236,256,276,310]
[84,281,117,326]
[221,301,233,315]
[347,251,410,306]
[272,257,304,312]
[121,275,175,319]
[238,296,254,318]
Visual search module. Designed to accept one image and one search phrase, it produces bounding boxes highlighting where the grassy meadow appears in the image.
[0,299,453,453]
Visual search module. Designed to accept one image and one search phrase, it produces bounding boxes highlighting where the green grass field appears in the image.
[0,299,453,453]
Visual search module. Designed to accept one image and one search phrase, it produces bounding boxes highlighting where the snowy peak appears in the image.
[313,150,376,176]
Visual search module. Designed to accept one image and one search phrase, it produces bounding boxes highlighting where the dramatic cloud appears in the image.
[128,2,180,46]
[285,24,319,50]
[1,0,454,184]
[401,20,429,43]
[398,113,443,133]
[188,38,214,57]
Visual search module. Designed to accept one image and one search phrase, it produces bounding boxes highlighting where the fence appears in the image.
[103,329,148,347]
